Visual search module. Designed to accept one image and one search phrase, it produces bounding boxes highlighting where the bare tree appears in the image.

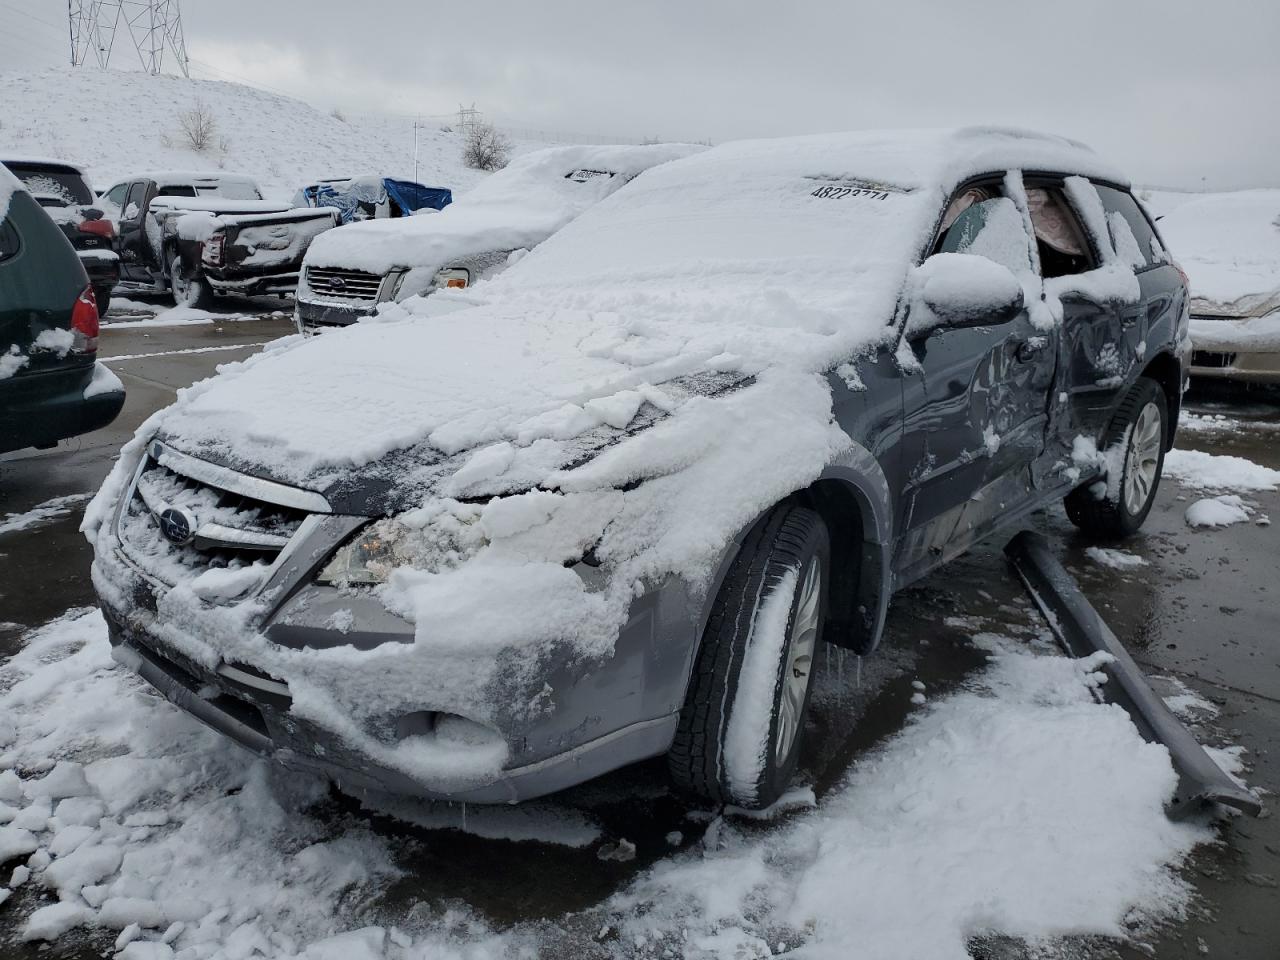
[462,123,512,172]
[178,99,219,152]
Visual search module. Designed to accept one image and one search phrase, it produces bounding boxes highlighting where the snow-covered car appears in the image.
[86,128,1188,810]
[293,143,704,331]
[101,172,337,308]
[1,165,124,453]
[1158,190,1280,384]
[2,157,120,315]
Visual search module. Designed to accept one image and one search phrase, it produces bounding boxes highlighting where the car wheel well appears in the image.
[795,479,874,652]
[1141,352,1181,449]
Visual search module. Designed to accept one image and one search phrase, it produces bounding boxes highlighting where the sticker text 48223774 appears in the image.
[809,182,891,201]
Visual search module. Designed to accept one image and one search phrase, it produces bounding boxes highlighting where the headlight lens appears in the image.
[315,507,486,586]
[315,526,399,585]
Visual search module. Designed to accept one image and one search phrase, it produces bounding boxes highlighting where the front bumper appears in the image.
[101,604,680,803]
[93,448,702,802]
[294,297,379,331]
[1189,315,1280,384]
[204,269,300,299]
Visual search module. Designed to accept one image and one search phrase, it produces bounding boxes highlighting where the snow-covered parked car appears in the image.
[100,172,338,308]
[2,157,120,315]
[293,143,704,331]
[86,128,1189,809]
[1,165,124,453]
[1158,190,1280,384]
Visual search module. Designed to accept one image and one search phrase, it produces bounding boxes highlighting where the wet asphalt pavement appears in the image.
[1,317,1277,958]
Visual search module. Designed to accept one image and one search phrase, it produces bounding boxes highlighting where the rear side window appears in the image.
[0,218,19,262]
[1093,183,1161,270]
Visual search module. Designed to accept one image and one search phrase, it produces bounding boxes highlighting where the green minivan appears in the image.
[1,166,124,455]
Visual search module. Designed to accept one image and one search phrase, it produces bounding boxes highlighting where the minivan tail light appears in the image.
[71,285,100,353]
[77,218,115,239]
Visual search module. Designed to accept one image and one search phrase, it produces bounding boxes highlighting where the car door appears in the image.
[1025,176,1147,459]
[116,179,159,282]
[894,175,1056,581]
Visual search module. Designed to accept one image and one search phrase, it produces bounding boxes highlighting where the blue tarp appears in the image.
[297,177,452,224]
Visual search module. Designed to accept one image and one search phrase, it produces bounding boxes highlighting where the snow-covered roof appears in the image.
[135,171,261,185]
[303,143,706,272]
[1158,189,1280,317]
[0,155,89,175]
[151,197,291,214]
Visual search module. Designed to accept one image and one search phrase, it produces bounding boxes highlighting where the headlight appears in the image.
[315,508,485,586]
[433,266,470,290]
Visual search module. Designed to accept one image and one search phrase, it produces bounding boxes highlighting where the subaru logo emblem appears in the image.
[158,506,198,547]
[329,276,346,292]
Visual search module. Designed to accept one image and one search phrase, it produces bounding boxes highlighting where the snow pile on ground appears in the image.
[609,637,1207,959]
[1185,495,1253,528]
[1084,546,1148,570]
[0,68,545,200]
[1158,189,1280,317]
[0,495,91,537]
[0,610,1215,959]
[1163,449,1280,492]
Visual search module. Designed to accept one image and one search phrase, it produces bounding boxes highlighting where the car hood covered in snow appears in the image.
[1159,189,1280,318]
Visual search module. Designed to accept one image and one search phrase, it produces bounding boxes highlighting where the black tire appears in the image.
[93,287,112,317]
[170,254,214,310]
[1065,376,1168,539]
[668,504,829,808]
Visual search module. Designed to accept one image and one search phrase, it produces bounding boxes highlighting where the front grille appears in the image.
[305,267,383,302]
[1192,350,1237,369]
[118,443,323,600]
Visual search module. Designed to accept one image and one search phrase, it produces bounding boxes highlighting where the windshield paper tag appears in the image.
[806,176,908,201]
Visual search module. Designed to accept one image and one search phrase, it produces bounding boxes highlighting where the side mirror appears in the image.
[910,252,1025,334]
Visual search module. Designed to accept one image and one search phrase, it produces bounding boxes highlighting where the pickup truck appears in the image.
[100,172,338,308]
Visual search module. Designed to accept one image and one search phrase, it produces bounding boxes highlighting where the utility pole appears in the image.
[68,0,190,77]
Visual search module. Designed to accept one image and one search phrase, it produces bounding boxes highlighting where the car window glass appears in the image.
[156,184,198,198]
[934,195,1032,275]
[1093,183,1160,270]
[0,219,19,262]
[123,183,147,222]
[104,184,128,208]
[1024,187,1091,278]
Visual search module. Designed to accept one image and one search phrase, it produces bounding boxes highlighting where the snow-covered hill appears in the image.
[0,67,540,200]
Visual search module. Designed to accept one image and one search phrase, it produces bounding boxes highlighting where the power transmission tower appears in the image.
[68,1,190,78]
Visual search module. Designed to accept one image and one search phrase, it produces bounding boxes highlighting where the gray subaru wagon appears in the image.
[89,128,1190,809]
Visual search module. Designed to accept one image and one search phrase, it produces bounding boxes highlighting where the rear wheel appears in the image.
[1065,376,1168,539]
[170,254,213,309]
[668,504,829,809]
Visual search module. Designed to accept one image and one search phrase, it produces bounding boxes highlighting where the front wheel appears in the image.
[668,504,829,809]
[170,254,213,310]
[1065,376,1168,539]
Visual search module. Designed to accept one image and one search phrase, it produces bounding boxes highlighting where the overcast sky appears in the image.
[2,0,1277,189]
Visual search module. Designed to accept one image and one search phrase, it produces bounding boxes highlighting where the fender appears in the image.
[696,440,896,657]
